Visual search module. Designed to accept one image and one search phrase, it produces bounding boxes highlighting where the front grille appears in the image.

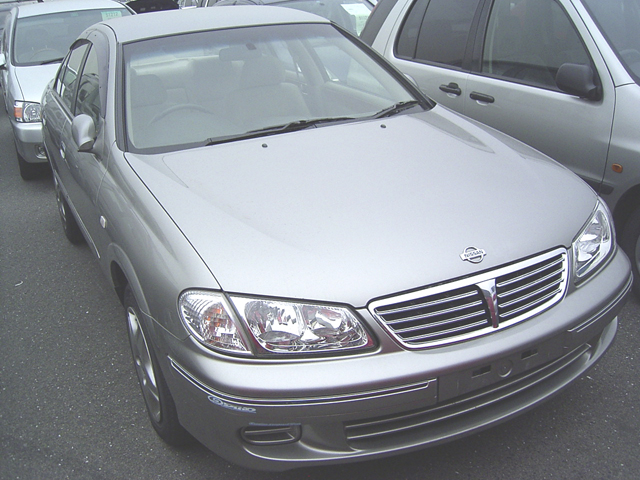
[370,249,568,348]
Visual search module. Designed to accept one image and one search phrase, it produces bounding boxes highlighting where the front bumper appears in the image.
[161,249,632,471]
[11,120,46,164]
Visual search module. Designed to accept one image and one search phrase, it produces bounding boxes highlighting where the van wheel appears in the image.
[124,286,193,446]
[621,206,640,297]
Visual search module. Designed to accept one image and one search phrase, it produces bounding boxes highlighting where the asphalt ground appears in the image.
[1,102,639,480]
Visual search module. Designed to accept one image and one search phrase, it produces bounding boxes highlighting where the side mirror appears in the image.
[555,63,601,101]
[0,52,6,69]
[72,114,96,152]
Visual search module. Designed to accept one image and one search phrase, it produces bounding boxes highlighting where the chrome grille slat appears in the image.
[497,269,563,300]
[384,299,484,325]
[401,320,489,342]
[498,288,561,319]
[376,290,478,316]
[393,310,487,334]
[496,257,563,288]
[370,249,568,348]
[499,278,563,309]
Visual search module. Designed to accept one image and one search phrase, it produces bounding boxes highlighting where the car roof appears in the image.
[99,5,329,43]
[15,0,129,18]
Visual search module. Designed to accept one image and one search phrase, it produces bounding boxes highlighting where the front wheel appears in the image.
[621,206,640,297]
[124,286,192,446]
[17,151,40,181]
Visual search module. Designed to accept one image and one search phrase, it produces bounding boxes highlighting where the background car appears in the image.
[0,0,131,180]
[362,0,640,296]
[208,0,373,35]
[41,5,630,471]
[0,0,34,39]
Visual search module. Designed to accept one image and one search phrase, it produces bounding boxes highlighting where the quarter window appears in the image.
[482,0,591,89]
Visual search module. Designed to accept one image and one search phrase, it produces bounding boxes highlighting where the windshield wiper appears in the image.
[206,117,355,146]
[374,100,422,118]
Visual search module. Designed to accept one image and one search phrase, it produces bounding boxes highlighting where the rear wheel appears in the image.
[124,286,192,446]
[54,176,84,244]
[621,206,640,297]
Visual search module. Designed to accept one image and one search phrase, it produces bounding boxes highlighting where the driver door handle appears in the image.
[439,82,462,96]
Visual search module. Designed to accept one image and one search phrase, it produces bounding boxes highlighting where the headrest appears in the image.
[240,56,286,88]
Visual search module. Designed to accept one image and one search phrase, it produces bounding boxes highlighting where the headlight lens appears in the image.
[178,290,373,355]
[231,296,373,354]
[179,291,250,354]
[14,101,41,123]
[572,200,615,283]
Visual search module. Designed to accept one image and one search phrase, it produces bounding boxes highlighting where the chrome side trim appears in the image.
[169,357,436,408]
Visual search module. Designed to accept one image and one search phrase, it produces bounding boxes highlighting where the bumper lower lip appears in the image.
[161,250,632,471]
[11,120,46,163]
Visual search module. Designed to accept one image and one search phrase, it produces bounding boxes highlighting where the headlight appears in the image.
[179,291,250,354]
[179,290,374,356]
[231,296,373,354]
[14,101,42,123]
[572,199,615,283]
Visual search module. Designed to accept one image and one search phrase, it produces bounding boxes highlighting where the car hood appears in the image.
[125,107,596,307]
[13,64,60,102]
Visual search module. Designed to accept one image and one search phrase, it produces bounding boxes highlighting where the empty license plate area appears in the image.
[438,335,565,402]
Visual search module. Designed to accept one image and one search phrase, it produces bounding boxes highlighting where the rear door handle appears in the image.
[469,92,495,104]
[439,82,462,96]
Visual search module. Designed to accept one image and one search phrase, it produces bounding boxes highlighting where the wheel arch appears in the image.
[612,184,640,235]
[108,243,151,315]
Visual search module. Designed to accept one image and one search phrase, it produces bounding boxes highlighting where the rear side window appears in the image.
[396,0,482,68]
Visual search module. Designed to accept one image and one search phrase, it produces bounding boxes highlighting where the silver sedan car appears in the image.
[41,6,631,471]
[0,0,130,179]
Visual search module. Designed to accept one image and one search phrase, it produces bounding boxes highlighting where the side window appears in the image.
[482,0,591,89]
[396,0,482,68]
[75,46,101,124]
[57,43,89,112]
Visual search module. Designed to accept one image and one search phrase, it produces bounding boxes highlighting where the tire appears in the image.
[124,286,193,446]
[621,206,640,297]
[17,151,40,181]
[53,176,84,244]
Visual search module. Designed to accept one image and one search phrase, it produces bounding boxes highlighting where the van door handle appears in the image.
[439,82,462,96]
[470,92,495,104]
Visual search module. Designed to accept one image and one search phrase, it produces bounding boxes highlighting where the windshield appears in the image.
[583,0,640,80]
[12,8,129,66]
[123,23,422,153]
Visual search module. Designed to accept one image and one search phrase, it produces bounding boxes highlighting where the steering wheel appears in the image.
[149,104,216,124]
[28,48,61,62]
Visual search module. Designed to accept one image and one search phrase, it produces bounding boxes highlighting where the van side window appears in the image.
[483,0,591,89]
[396,0,482,68]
